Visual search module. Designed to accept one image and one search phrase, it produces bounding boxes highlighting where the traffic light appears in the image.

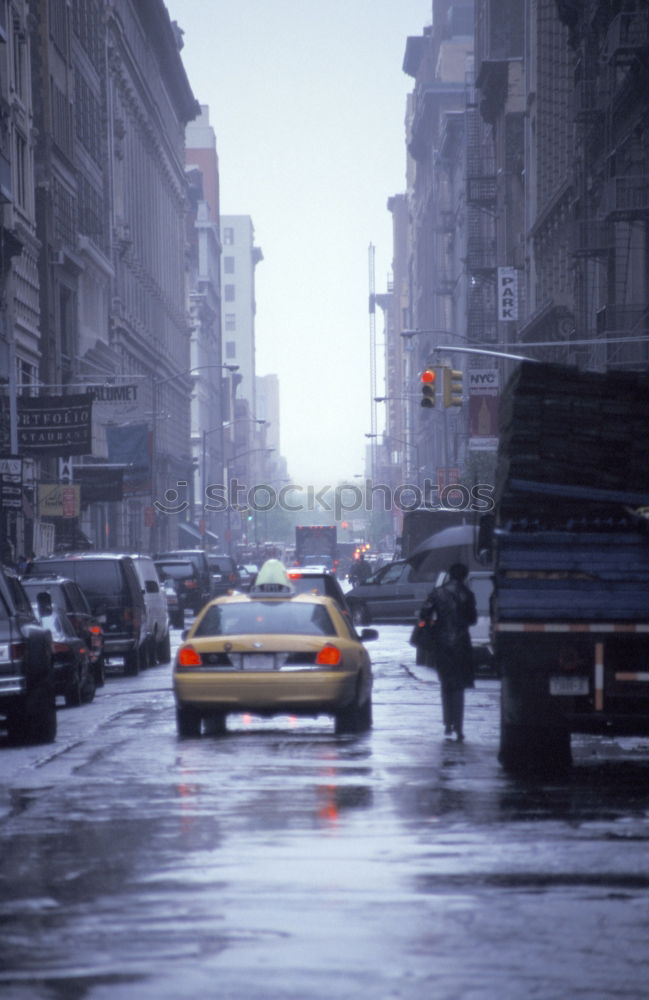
[420,369,437,408]
[443,367,463,407]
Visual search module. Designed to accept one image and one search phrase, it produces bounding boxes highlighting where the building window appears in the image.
[223,227,234,245]
[224,256,235,274]
[225,341,236,359]
[225,313,236,331]
[224,284,235,302]
[14,131,27,209]
[12,19,26,100]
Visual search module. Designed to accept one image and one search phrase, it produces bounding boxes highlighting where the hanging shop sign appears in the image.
[0,455,22,509]
[15,394,93,456]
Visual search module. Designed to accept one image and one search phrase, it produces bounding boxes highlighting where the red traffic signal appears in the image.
[420,369,437,408]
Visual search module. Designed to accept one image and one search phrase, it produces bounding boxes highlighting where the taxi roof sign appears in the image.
[251,559,294,595]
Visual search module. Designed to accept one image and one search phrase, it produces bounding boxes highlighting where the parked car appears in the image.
[236,564,257,591]
[128,554,171,664]
[173,560,377,737]
[160,577,183,630]
[345,559,438,625]
[206,553,240,596]
[154,559,200,627]
[32,594,95,707]
[20,575,105,687]
[154,549,212,613]
[26,553,147,675]
[0,565,56,744]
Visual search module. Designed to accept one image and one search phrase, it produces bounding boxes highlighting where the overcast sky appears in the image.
[164,0,432,485]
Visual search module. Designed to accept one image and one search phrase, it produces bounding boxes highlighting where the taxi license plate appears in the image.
[242,654,275,671]
[549,675,588,696]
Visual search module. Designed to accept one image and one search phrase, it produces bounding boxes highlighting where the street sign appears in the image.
[0,455,22,509]
[497,267,518,321]
[59,457,72,483]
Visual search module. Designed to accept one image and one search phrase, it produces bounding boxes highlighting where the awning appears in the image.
[178,522,219,546]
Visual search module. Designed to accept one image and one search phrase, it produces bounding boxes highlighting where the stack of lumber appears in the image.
[493,362,649,620]
[496,362,649,514]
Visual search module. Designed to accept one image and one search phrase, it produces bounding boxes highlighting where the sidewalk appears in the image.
[401,654,439,684]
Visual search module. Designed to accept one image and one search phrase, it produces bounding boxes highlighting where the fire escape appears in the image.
[465,104,498,344]
[570,6,649,370]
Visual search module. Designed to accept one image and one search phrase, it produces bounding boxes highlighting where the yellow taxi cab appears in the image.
[173,560,377,737]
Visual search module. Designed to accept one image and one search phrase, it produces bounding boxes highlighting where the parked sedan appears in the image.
[173,560,376,737]
[160,577,184,630]
[34,596,95,707]
[154,559,201,625]
[21,575,105,687]
[207,554,241,597]
[345,560,438,625]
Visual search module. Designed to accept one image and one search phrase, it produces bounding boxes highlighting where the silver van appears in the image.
[129,554,171,664]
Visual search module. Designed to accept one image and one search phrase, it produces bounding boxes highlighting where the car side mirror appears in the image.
[360,627,378,642]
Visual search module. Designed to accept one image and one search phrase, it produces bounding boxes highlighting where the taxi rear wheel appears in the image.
[176,703,201,737]
[335,685,371,735]
[203,712,227,736]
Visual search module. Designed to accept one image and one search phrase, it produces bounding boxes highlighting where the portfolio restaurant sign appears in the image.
[16,394,93,455]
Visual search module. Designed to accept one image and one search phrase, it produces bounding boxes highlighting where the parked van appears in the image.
[154,549,212,613]
[129,554,171,664]
[26,553,147,675]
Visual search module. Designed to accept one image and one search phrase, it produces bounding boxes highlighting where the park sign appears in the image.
[497,267,518,321]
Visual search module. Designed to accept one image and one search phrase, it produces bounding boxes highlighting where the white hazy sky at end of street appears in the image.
[164,0,432,485]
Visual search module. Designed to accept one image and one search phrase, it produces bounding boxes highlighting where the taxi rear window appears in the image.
[194,600,335,637]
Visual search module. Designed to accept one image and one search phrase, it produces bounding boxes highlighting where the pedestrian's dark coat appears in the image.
[420,578,477,689]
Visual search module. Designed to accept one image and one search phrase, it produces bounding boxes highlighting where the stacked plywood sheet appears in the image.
[496,361,649,515]
[493,362,649,620]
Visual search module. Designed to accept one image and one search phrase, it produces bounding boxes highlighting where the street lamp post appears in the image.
[225,446,275,557]
[201,417,266,550]
[365,431,419,478]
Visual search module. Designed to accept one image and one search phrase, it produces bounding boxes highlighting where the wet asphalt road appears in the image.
[1,623,649,999]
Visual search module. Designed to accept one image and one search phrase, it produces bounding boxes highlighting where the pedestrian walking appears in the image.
[349,553,371,587]
[417,562,477,741]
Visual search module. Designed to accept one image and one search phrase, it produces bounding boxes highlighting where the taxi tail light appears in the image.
[178,645,202,667]
[315,644,342,667]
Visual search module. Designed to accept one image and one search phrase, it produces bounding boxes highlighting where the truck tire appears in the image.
[176,704,201,737]
[499,678,572,775]
[65,665,83,707]
[335,683,371,735]
[93,655,106,688]
[350,602,369,626]
[124,645,141,676]
[8,681,57,745]
[156,630,171,663]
